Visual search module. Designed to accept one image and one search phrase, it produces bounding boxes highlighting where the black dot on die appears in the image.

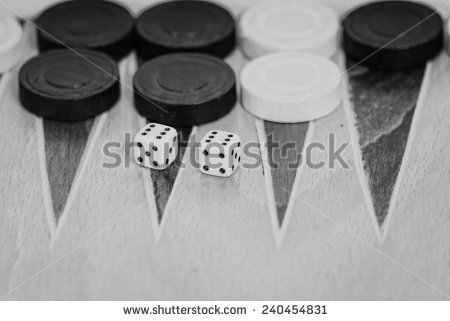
[231,150,234,156]
[152,146,157,151]
[235,153,237,159]
[137,142,142,148]
[161,132,166,135]
[170,147,173,153]
[212,131,217,134]
[157,136,162,139]
[232,165,234,171]
[173,137,177,142]
[222,143,227,146]
[138,157,143,162]
[209,136,214,139]
[203,150,208,156]
[153,161,158,166]
[225,138,230,141]
[145,151,150,157]
[203,165,209,171]
[238,142,241,147]
[150,124,155,127]
[238,157,241,162]
[219,168,225,174]
[142,132,147,136]
[145,128,151,132]
[228,134,233,137]
[219,153,224,158]
[206,140,211,143]
[165,128,170,131]
[165,159,169,165]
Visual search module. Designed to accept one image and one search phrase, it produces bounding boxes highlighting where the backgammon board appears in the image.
[0,0,449,300]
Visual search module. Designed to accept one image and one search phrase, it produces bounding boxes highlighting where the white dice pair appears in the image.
[134,124,242,177]
[134,123,178,170]
[199,130,241,177]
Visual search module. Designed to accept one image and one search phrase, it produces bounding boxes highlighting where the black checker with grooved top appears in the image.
[135,0,235,61]
[19,49,120,121]
[36,0,134,61]
[133,53,236,126]
[342,0,443,70]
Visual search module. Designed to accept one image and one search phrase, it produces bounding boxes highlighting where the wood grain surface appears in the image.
[346,61,425,226]
[0,1,449,300]
[147,125,193,224]
[263,121,309,227]
[43,119,94,222]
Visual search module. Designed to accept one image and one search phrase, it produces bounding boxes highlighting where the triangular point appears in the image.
[346,59,424,227]
[264,121,309,227]
[146,120,192,224]
[43,119,94,223]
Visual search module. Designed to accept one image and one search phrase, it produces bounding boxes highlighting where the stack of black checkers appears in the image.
[18,0,237,126]
[133,0,237,126]
[20,0,132,121]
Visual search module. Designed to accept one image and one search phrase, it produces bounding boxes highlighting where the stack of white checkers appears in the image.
[239,0,342,123]
[0,12,23,73]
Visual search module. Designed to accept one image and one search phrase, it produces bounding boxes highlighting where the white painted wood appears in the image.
[381,52,450,300]
[0,24,54,299]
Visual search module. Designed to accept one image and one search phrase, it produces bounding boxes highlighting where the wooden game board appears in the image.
[0,0,449,300]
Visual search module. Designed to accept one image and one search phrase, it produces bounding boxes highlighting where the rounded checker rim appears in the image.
[19,49,119,101]
[136,0,235,49]
[36,0,133,49]
[342,0,443,50]
[133,53,235,106]
[239,0,339,57]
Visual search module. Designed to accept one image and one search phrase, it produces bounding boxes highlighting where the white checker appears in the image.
[240,52,342,123]
[0,13,23,73]
[239,0,339,59]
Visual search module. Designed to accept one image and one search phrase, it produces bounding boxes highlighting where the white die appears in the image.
[134,123,178,170]
[199,130,241,177]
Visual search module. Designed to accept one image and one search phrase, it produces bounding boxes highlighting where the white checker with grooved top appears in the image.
[240,52,342,123]
[239,0,339,59]
[0,13,23,73]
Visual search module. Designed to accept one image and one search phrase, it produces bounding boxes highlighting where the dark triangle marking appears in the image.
[346,60,424,226]
[362,108,414,225]
[44,119,94,222]
[146,121,192,224]
[264,121,309,227]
